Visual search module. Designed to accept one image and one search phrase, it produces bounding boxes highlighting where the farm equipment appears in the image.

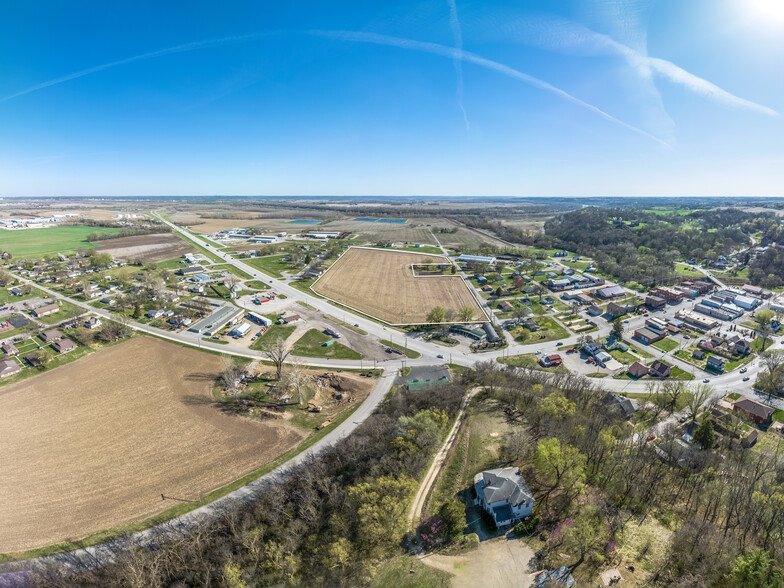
[316,419,333,431]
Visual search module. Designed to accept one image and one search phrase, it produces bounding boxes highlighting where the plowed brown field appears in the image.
[311,247,486,324]
[0,336,303,554]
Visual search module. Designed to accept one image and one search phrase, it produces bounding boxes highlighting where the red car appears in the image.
[647,434,656,442]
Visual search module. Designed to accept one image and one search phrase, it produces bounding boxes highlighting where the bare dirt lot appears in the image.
[311,247,486,324]
[0,336,304,554]
[421,537,535,588]
[95,233,193,262]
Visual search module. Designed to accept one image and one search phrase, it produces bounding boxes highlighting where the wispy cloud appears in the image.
[446,0,469,130]
[496,15,777,117]
[0,26,669,146]
[0,32,273,103]
[314,30,669,147]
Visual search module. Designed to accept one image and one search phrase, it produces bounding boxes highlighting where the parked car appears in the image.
[743,376,750,382]
[436,354,444,359]
[555,342,563,346]
[679,416,687,423]
[647,434,656,442]
[684,335,691,339]
[703,378,710,383]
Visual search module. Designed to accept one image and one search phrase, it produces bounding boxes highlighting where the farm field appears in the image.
[95,232,193,262]
[311,247,486,324]
[0,225,120,257]
[0,336,304,554]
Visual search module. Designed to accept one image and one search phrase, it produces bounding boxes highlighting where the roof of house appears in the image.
[53,338,76,351]
[628,361,649,377]
[0,359,20,374]
[474,467,534,507]
[649,360,671,376]
[42,329,62,340]
[734,397,775,421]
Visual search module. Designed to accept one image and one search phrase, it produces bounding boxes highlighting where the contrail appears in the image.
[314,30,670,148]
[1,27,670,147]
[0,32,273,103]
[446,0,469,130]
[500,16,778,117]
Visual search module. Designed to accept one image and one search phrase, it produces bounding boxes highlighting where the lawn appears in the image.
[325,315,368,335]
[0,226,120,257]
[291,329,363,359]
[243,255,290,278]
[380,339,421,359]
[249,325,296,350]
[245,280,270,290]
[609,348,640,365]
[0,286,46,305]
[372,555,452,588]
[651,337,679,353]
[496,353,567,373]
[515,317,569,343]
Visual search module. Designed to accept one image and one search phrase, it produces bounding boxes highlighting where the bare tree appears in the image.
[283,360,311,405]
[221,356,245,393]
[262,337,291,381]
[685,383,715,421]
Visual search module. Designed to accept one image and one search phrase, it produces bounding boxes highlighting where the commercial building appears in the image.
[634,327,666,345]
[188,305,245,336]
[650,286,684,303]
[457,254,497,265]
[676,310,719,331]
[645,295,666,309]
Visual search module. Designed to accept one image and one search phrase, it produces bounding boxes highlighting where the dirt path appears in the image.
[420,537,535,587]
[409,388,478,529]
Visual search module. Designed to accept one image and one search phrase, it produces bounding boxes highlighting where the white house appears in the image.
[473,467,535,526]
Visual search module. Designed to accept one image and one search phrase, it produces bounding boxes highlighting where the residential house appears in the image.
[607,302,634,318]
[728,336,751,356]
[1,341,18,356]
[52,338,77,353]
[587,304,603,316]
[84,316,102,329]
[9,287,25,296]
[733,397,774,425]
[692,349,706,360]
[605,393,638,419]
[32,303,59,318]
[146,309,164,320]
[178,265,204,276]
[498,300,514,312]
[649,360,672,378]
[473,467,535,526]
[627,361,649,378]
[706,355,725,373]
[0,359,20,378]
[40,329,63,343]
[24,353,42,367]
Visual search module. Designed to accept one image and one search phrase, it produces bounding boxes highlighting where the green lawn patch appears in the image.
[291,329,363,359]
[372,555,452,588]
[36,301,84,325]
[0,226,120,257]
[245,280,270,290]
[497,353,567,373]
[243,255,290,278]
[249,324,296,350]
[380,339,420,358]
[651,337,679,353]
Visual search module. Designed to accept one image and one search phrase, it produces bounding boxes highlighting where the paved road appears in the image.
[4,215,779,574]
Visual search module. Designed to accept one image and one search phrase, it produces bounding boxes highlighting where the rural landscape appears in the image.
[4,0,784,585]
[1,196,784,587]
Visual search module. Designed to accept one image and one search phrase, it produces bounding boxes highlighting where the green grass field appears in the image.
[249,325,296,350]
[243,255,290,278]
[291,329,363,359]
[651,337,679,352]
[0,226,120,257]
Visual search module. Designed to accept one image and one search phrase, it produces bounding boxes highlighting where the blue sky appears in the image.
[1,0,782,197]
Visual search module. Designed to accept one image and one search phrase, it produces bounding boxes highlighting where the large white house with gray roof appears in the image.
[473,467,534,526]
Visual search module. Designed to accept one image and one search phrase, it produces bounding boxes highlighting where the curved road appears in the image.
[2,215,777,573]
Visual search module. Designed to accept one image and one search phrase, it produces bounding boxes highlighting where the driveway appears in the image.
[420,536,535,588]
